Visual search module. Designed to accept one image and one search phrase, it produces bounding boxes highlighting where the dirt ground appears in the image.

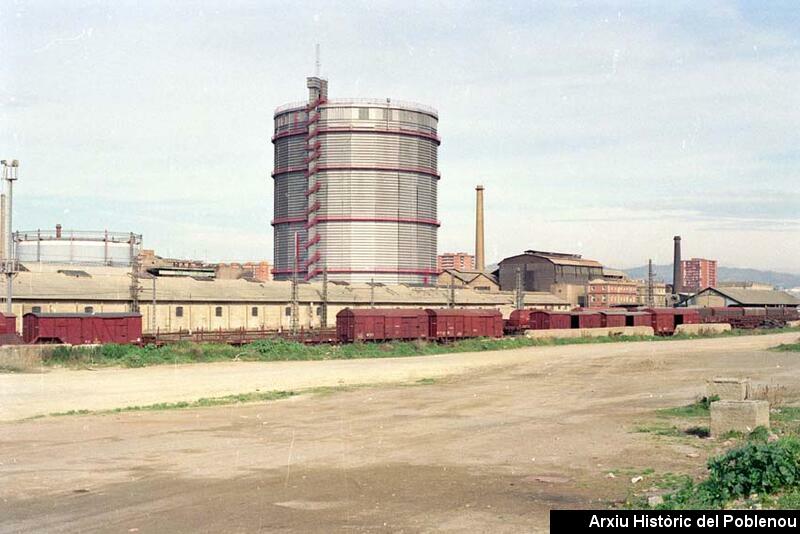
[1,332,799,533]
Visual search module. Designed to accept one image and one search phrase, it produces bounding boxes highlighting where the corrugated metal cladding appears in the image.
[272,80,439,284]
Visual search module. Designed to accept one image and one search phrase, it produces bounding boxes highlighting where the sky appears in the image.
[1,0,799,273]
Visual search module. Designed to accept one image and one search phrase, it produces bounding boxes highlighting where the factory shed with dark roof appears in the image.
[497,250,604,294]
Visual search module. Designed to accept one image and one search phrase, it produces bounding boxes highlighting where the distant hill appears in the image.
[622,264,800,289]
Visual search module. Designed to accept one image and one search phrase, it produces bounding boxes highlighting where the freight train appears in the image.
[1,305,796,347]
[504,308,701,336]
[504,306,798,336]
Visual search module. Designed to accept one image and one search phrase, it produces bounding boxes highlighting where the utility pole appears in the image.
[0,194,5,265]
[647,258,655,307]
[151,276,157,332]
[515,267,524,310]
[321,268,328,328]
[1,160,19,315]
[448,275,455,308]
[369,277,375,309]
[291,232,299,334]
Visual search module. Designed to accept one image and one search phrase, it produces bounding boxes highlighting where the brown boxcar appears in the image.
[766,307,798,323]
[506,309,534,332]
[425,308,503,339]
[529,310,572,330]
[570,311,602,329]
[645,308,701,335]
[625,311,652,327]
[599,310,627,328]
[336,308,428,343]
[679,309,701,325]
[22,313,142,345]
[645,308,677,335]
[0,313,17,335]
[0,312,21,345]
[701,307,769,329]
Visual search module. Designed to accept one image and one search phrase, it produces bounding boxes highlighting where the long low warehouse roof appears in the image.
[2,265,569,307]
[692,287,800,307]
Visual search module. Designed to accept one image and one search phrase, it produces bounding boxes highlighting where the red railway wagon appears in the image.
[570,311,602,329]
[598,310,627,328]
[645,308,701,335]
[425,308,503,339]
[506,309,534,332]
[766,307,799,324]
[336,308,428,343]
[700,307,762,329]
[0,312,22,345]
[529,310,572,330]
[0,312,17,335]
[626,311,653,327]
[22,312,142,345]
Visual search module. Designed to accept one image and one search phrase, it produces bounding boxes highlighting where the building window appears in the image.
[214,306,223,317]
[176,306,184,318]
[285,306,291,317]
[84,306,94,314]
[251,307,258,317]
[358,107,369,120]
[316,306,322,316]
[32,306,41,313]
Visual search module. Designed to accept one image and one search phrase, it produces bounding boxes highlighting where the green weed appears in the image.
[657,396,719,418]
[658,437,800,509]
[772,343,800,352]
[776,489,800,509]
[635,424,683,437]
[47,390,297,417]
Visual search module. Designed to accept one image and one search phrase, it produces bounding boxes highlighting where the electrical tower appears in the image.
[129,248,141,313]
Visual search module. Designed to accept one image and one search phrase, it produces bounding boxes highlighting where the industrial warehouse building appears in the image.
[272,76,440,285]
[497,250,604,306]
[0,263,569,333]
[684,287,800,308]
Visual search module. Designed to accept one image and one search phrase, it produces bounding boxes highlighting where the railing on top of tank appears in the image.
[273,100,308,115]
[274,98,438,118]
[14,230,143,244]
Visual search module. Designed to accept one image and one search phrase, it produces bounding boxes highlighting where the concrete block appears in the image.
[674,323,731,336]
[787,320,800,328]
[707,377,750,401]
[710,400,769,437]
[524,326,654,340]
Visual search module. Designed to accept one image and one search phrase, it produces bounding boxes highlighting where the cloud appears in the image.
[1,1,798,271]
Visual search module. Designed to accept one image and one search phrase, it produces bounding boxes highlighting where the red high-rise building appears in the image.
[437,252,475,272]
[680,258,717,292]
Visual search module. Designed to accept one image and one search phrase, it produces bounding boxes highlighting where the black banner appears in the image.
[550,510,799,532]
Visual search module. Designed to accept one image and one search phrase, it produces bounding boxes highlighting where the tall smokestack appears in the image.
[56,224,62,239]
[673,235,682,294]
[475,185,485,272]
